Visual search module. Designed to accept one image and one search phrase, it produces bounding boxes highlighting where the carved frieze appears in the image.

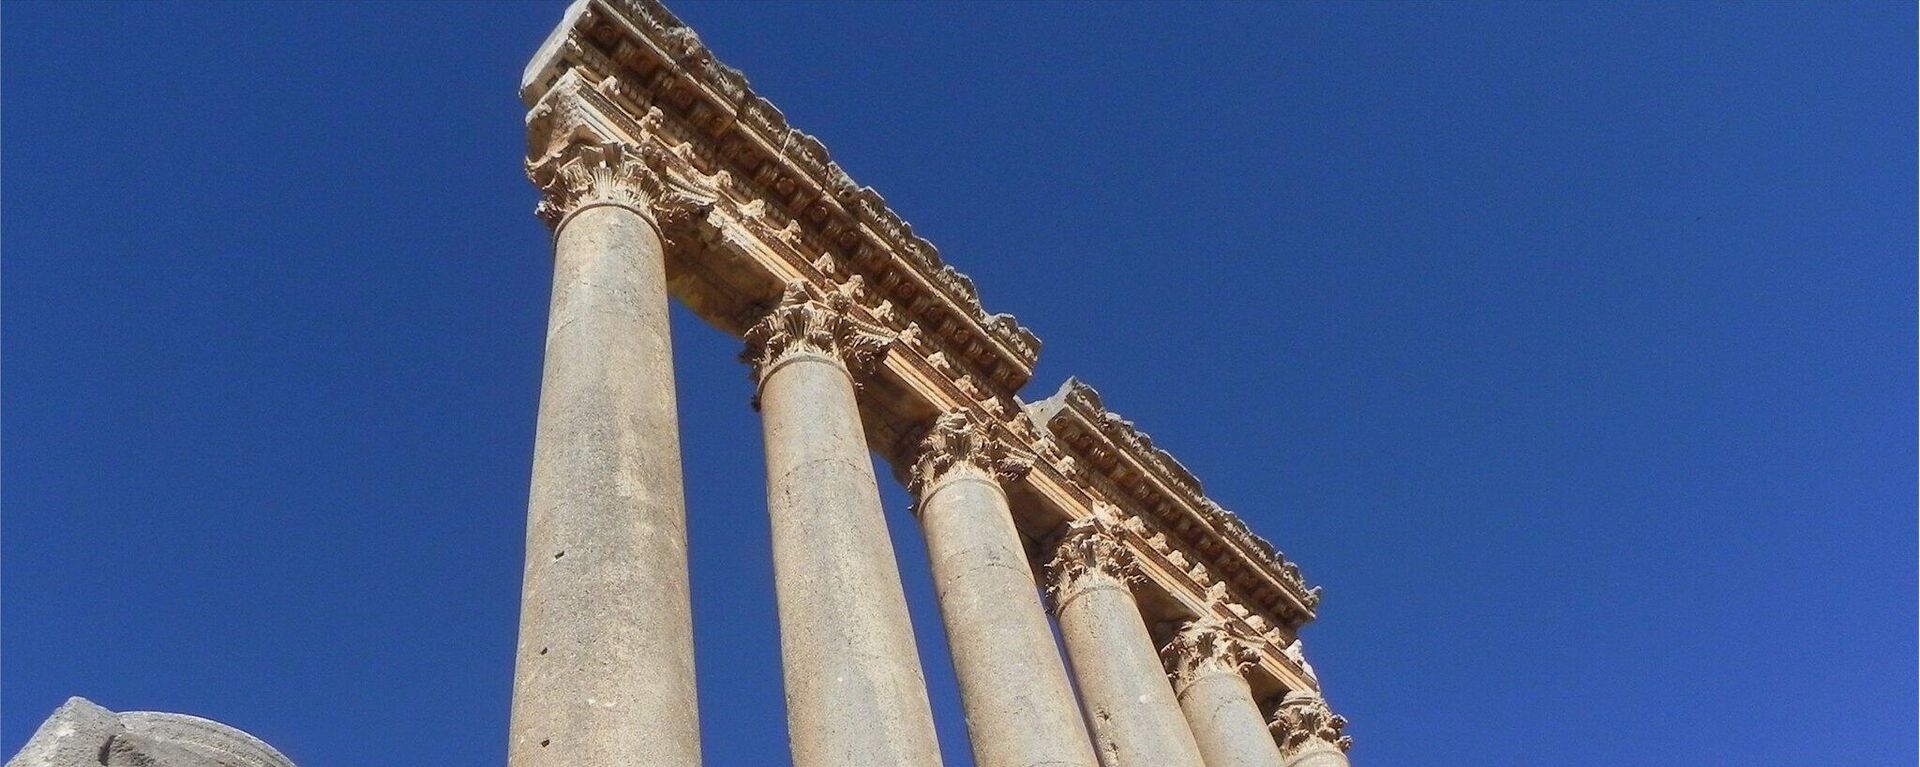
[521,0,1331,697]
[524,71,720,234]
[522,0,1039,394]
[1282,638,1319,684]
[1030,377,1321,629]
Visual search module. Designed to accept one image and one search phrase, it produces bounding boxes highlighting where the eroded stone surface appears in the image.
[911,409,1095,767]
[511,142,702,767]
[6,698,295,767]
[509,1,1353,763]
[746,286,944,767]
[1046,515,1207,767]
[1163,619,1286,767]
[1270,690,1354,767]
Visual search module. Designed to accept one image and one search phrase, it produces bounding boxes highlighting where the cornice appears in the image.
[518,0,1328,698]
[1029,378,1322,630]
[523,0,1039,394]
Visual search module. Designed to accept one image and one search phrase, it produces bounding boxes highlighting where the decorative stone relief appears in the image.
[1043,507,1142,604]
[523,68,722,235]
[526,0,1042,391]
[1160,616,1259,691]
[525,135,718,233]
[906,409,1033,498]
[1035,377,1321,626]
[513,0,1338,698]
[1269,690,1351,755]
[740,282,894,390]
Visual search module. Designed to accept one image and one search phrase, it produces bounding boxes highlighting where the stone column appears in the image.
[907,410,1099,767]
[1269,691,1353,767]
[508,139,703,767]
[743,282,945,767]
[1163,617,1285,767]
[1046,512,1207,767]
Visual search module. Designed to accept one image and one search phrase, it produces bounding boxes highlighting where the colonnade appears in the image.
[503,134,1353,767]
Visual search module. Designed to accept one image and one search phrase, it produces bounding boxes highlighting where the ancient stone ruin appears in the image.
[6,698,294,767]
[505,2,1351,766]
[10,3,1351,766]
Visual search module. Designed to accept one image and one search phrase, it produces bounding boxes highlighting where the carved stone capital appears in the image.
[1269,690,1351,756]
[525,137,715,234]
[527,138,652,229]
[740,282,895,391]
[1160,616,1258,691]
[906,409,1033,499]
[524,71,715,233]
[1043,508,1141,606]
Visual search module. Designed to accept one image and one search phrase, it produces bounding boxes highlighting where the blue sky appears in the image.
[3,2,1912,765]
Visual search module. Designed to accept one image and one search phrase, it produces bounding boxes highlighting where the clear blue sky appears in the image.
[4,2,1912,765]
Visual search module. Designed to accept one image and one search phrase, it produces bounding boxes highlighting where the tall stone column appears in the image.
[508,138,703,767]
[1162,617,1285,767]
[1046,513,1207,767]
[1269,691,1353,767]
[743,283,945,767]
[908,410,1099,767]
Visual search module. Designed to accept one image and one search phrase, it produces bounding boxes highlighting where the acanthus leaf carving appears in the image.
[1043,505,1142,606]
[907,409,1033,501]
[739,282,895,402]
[524,70,719,235]
[1045,377,1321,623]
[555,0,1042,403]
[1270,691,1351,756]
[1160,616,1259,691]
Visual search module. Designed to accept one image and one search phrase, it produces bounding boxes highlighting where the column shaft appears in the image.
[912,410,1097,767]
[1049,517,1207,767]
[1178,672,1286,767]
[509,190,700,766]
[1165,618,1285,767]
[1282,749,1353,767]
[750,285,944,767]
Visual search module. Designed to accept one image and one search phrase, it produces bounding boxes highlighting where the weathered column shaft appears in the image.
[1270,691,1354,767]
[1048,514,1207,767]
[509,140,701,767]
[1164,619,1285,767]
[746,284,944,767]
[910,411,1098,767]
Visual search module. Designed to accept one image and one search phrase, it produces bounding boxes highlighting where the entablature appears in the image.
[1029,378,1322,628]
[522,0,1038,396]
[518,0,1326,698]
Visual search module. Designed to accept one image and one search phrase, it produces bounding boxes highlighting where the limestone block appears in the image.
[6,698,295,767]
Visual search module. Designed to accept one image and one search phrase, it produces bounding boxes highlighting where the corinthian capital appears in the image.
[523,71,716,233]
[907,409,1034,498]
[526,139,657,229]
[1043,509,1141,606]
[526,138,717,234]
[740,282,895,388]
[1269,690,1352,756]
[1160,616,1258,691]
